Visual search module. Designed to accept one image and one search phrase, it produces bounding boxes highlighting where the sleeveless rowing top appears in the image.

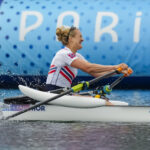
[46,47,86,88]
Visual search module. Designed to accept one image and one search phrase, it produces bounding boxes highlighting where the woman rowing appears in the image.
[45,26,132,91]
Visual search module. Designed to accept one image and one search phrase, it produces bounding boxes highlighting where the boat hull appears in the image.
[18,85,128,107]
[1,85,149,122]
[1,104,150,122]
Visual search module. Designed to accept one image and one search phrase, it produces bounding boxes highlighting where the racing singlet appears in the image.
[46,47,86,88]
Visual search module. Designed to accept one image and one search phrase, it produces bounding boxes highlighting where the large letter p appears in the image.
[19,11,43,41]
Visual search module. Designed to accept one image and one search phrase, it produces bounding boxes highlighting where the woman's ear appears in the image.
[68,36,73,43]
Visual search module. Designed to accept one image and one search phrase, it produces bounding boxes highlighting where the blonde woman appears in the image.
[45,26,131,91]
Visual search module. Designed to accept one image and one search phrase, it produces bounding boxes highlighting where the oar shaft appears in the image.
[89,70,118,86]
[4,89,72,120]
[71,70,120,92]
[110,76,125,89]
[110,68,133,89]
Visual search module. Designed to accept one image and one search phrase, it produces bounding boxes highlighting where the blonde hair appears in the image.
[56,26,77,45]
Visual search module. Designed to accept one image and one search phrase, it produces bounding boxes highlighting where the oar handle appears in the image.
[116,67,123,73]
[124,68,133,77]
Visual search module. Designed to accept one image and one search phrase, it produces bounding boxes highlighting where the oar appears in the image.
[110,68,133,89]
[102,68,133,94]
[3,68,122,120]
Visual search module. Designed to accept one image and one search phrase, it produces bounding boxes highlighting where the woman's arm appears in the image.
[88,71,116,77]
[71,58,116,73]
[71,58,128,77]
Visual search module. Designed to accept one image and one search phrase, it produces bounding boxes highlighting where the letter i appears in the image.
[134,12,142,43]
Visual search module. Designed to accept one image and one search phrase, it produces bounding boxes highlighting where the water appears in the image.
[0,89,150,150]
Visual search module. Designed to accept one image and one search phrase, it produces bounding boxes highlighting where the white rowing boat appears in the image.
[1,85,150,122]
[1,103,150,122]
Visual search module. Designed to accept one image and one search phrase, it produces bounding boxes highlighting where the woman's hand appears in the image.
[118,63,128,70]
[115,63,133,76]
[121,67,133,76]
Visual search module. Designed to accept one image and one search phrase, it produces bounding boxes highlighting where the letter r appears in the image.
[95,12,118,42]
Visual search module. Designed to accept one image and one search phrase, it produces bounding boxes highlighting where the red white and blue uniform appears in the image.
[46,47,86,88]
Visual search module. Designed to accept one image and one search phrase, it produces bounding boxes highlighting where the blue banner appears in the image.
[0,0,150,78]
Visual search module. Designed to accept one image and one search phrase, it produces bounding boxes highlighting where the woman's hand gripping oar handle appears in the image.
[116,67,123,73]
[124,68,133,77]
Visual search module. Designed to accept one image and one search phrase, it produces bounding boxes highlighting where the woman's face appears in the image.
[71,29,84,50]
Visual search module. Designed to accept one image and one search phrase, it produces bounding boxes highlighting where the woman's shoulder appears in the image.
[57,48,68,54]
[76,52,84,59]
[57,48,74,57]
